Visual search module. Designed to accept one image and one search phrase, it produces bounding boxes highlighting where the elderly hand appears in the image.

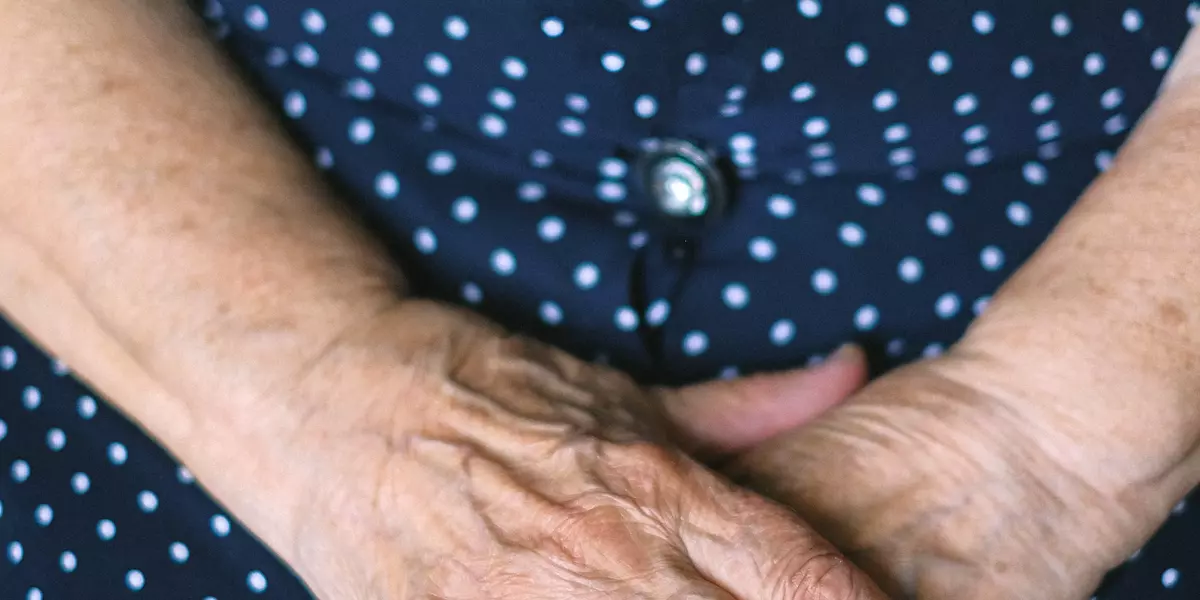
[236,301,884,600]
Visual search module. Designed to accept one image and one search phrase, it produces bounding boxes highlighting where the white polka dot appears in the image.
[26,589,41,600]
[885,4,909,26]
[898,257,923,283]
[973,296,992,316]
[922,343,945,358]
[211,514,232,537]
[34,504,53,526]
[888,147,915,166]
[98,519,116,540]
[1095,150,1115,172]
[854,305,880,331]
[530,149,555,168]
[790,83,817,103]
[762,48,784,71]
[935,293,961,319]
[961,124,989,145]
[461,282,483,305]
[46,428,65,451]
[729,133,756,153]
[767,195,796,219]
[557,116,586,137]
[11,459,29,482]
[7,541,22,564]
[574,263,600,289]
[1163,568,1180,588]
[929,51,952,74]
[541,17,565,37]
[928,211,954,236]
[51,359,69,375]
[518,181,546,202]
[292,43,319,67]
[811,268,838,295]
[1174,500,1188,515]
[490,249,517,276]
[803,117,830,138]
[980,245,1005,271]
[645,299,671,326]
[488,88,515,110]
[873,89,897,111]
[425,52,451,76]
[770,319,797,346]
[684,52,708,76]
[355,48,381,72]
[1051,12,1072,36]
[682,331,709,356]
[1037,142,1060,161]
[972,11,995,34]
[749,237,776,262]
[1031,92,1055,114]
[809,143,834,159]
[1104,114,1127,135]
[1122,8,1144,32]
[1007,201,1032,226]
[244,5,269,30]
[1083,53,1106,76]
[479,113,507,138]
[71,472,90,494]
[634,95,658,118]
[1011,56,1033,79]
[265,46,288,67]
[1191,3,1200,25]
[283,91,307,118]
[846,43,869,67]
[727,85,747,102]
[0,346,14,370]
[427,151,456,175]
[1023,162,1048,185]
[539,301,564,325]
[954,93,979,116]
[374,171,399,199]
[369,12,394,37]
[451,197,478,223]
[602,52,626,72]
[1037,120,1062,141]
[127,569,145,591]
[443,15,469,39]
[722,12,744,34]
[22,386,40,409]
[108,442,128,465]
[501,57,527,80]
[0,420,5,442]
[1100,87,1125,110]
[629,16,652,31]
[839,223,866,247]
[138,490,159,513]
[942,173,969,195]
[248,570,268,593]
[60,551,77,572]
[596,181,627,202]
[884,123,910,143]
[538,216,565,242]
[1152,47,1172,70]
[170,542,190,564]
[614,307,640,331]
[345,78,375,100]
[301,9,326,34]
[348,117,374,144]
[722,283,750,309]
[644,0,666,6]
[798,0,822,18]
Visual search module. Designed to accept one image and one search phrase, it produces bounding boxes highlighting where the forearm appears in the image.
[961,48,1200,504]
[0,1,405,418]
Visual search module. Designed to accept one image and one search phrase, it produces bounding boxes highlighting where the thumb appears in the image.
[656,344,868,455]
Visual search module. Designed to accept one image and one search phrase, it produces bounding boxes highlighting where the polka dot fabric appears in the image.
[3,0,1200,597]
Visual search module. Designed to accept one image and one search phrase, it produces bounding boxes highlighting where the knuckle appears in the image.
[773,549,863,600]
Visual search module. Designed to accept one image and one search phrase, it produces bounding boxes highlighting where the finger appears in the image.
[678,471,889,600]
[657,344,868,455]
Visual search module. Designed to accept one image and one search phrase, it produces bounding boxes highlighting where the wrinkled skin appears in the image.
[253,301,886,600]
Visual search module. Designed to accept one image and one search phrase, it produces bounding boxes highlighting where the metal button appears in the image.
[637,139,728,225]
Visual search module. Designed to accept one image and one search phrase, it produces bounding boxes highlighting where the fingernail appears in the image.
[829,343,862,363]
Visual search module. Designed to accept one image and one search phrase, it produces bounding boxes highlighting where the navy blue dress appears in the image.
[3,1,1199,596]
